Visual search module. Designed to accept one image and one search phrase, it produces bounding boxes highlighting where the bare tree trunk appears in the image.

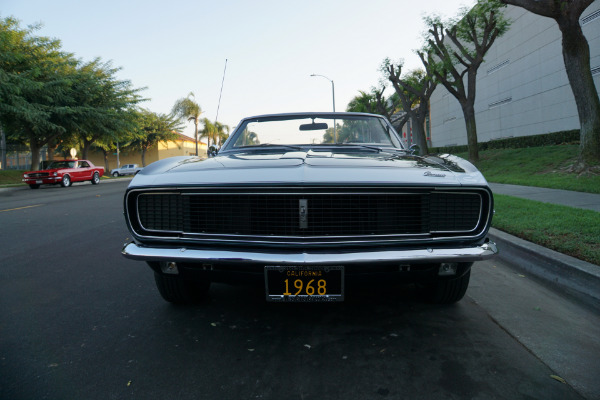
[410,117,428,154]
[462,101,479,162]
[194,120,199,156]
[415,104,431,154]
[557,17,600,168]
[29,142,42,171]
[0,124,6,170]
[81,138,93,160]
[141,148,146,167]
[391,113,410,139]
[102,148,110,173]
[386,63,435,155]
[47,137,59,161]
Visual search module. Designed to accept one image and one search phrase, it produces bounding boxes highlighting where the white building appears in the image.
[429,2,600,147]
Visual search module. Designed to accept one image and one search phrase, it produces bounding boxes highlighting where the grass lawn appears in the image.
[493,194,600,265]
[0,170,25,186]
[456,145,600,194]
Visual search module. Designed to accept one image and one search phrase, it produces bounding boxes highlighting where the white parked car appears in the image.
[111,164,142,177]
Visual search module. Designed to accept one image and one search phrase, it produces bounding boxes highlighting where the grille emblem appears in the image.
[299,199,308,229]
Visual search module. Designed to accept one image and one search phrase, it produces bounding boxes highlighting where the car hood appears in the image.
[129,150,488,188]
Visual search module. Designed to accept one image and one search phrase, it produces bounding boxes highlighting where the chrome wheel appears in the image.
[91,172,100,185]
[61,175,71,187]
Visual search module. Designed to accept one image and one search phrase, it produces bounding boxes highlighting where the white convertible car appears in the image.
[122,112,497,304]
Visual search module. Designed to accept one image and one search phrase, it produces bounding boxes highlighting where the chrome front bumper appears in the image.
[122,241,498,265]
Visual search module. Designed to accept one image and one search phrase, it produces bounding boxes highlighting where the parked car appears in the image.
[110,164,142,177]
[121,112,497,304]
[23,159,104,189]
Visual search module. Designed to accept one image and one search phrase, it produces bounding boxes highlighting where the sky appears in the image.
[2,0,475,137]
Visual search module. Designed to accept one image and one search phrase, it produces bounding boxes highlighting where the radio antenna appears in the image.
[215,59,228,122]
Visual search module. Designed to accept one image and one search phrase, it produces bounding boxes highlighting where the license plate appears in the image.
[265,266,344,302]
[36,180,42,184]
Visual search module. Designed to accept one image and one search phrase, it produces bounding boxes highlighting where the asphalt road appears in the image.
[0,181,598,400]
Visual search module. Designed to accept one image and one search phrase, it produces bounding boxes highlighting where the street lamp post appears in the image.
[310,73,336,142]
[310,74,335,112]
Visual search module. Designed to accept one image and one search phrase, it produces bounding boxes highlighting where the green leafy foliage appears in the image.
[128,110,182,166]
[0,16,145,169]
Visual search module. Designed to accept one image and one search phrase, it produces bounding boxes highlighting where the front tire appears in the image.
[112,171,119,177]
[60,175,71,187]
[91,172,100,185]
[425,266,472,304]
[154,271,211,304]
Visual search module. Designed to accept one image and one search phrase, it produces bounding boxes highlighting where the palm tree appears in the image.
[346,91,379,114]
[201,118,230,149]
[172,92,202,156]
[213,121,230,147]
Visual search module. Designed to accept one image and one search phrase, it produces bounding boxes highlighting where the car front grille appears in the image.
[28,173,49,178]
[128,188,491,245]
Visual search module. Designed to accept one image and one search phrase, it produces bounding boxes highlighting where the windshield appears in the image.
[47,161,76,169]
[224,115,403,151]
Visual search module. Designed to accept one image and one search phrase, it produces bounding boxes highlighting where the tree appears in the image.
[383,60,437,155]
[372,89,408,132]
[201,118,230,151]
[421,0,510,162]
[346,91,380,114]
[71,59,144,160]
[92,124,138,173]
[346,88,409,137]
[500,0,600,170]
[172,93,202,155]
[214,121,230,147]
[0,17,145,169]
[130,110,181,166]
[0,17,77,169]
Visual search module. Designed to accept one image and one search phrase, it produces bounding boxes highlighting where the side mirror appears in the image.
[208,145,219,158]
[409,144,420,155]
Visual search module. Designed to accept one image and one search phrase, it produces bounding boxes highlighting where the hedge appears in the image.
[429,129,580,154]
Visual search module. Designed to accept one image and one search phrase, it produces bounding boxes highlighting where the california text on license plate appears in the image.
[264,266,344,302]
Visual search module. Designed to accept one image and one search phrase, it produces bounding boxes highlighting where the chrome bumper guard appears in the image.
[122,241,498,265]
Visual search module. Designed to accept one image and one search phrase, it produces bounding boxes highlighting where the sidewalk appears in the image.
[489,182,600,212]
[487,182,600,309]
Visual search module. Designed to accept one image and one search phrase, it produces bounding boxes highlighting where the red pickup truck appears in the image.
[22,159,105,189]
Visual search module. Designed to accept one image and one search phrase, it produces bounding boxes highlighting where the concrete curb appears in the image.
[488,227,600,309]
